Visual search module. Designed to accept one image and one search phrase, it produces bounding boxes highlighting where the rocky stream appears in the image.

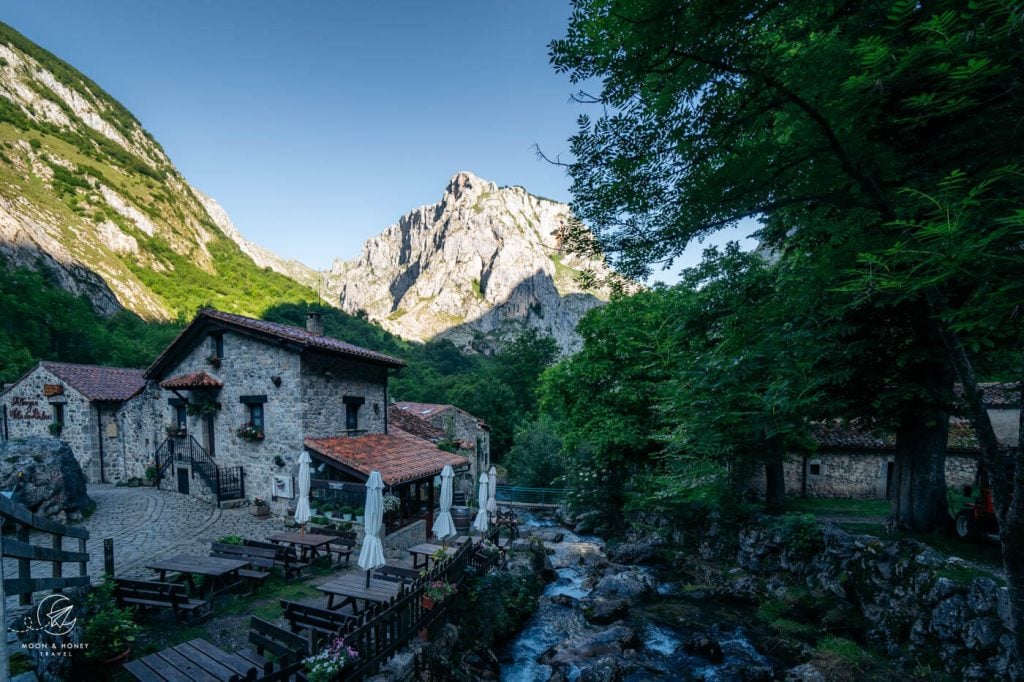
[500,513,777,682]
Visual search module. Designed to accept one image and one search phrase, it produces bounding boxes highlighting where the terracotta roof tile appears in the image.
[40,362,145,402]
[813,418,980,453]
[305,427,468,486]
[394,401,489,429]
[202,309,405,368]
[160,370,224,390]
[388,405,447,442]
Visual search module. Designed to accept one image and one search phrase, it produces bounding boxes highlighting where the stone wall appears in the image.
[422,406,490,482]
[384,519,427,556]
[0,365,122,483]
[114,382,165,482]
[749,450,978,499]
[148,329,303,514]
[301,354,387,438]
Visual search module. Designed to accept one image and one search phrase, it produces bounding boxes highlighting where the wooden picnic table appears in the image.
[407,542,458,570]
[145,554,249,606]
[267,531,334,561]
[124,637,260,681]
[317,572,402,612]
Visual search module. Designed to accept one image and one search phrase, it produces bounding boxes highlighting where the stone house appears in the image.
[393,401,490,483]
[751,384,1020,499]
[0,361,145,482]
[132,308,408,513]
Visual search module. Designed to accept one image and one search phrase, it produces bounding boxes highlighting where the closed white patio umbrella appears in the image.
[472,472,489,533]
[358,470,386,587]
[432,465,456,543]
[486,465,498,514]
[294,451,312,534]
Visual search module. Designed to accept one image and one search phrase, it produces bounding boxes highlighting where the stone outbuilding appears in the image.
[750,383,1020,500]
[0,361,145,482]
[393,401,490,482]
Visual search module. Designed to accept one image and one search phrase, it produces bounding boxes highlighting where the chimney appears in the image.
[306,312,324,336]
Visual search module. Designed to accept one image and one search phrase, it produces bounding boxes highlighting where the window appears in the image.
[52,403,65,427]
[809,462,822,476]
[343,396,364,431]
[211,333,224,359]
[175,404,187,431]
[248,403,264,431]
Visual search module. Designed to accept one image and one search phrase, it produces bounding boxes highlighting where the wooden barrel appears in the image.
[451,506,471,533]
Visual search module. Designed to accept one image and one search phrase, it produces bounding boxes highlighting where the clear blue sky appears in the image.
[3,1,754,278]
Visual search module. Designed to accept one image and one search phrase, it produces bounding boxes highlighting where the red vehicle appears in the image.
[954,461,1004,541]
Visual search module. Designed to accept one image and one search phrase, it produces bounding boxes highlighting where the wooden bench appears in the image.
[374,565,420,584]
[312,527,357,567]
[280,599,357,649]
[237,616,308,681]
[114,578,210,623]
[209,542,275,592]
[243,539,309,580]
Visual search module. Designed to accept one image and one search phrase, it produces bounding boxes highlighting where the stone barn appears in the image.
[0,361,145,482]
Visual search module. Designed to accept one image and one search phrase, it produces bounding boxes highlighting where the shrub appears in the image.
[218,534,243,545]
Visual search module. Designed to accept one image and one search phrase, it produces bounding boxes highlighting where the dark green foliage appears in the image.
[504,417,565,487]
[456,561,543,648]
[0,260,181,382]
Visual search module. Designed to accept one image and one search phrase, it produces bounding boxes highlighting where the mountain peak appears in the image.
[444,171,495,203]
[325,174,622,353]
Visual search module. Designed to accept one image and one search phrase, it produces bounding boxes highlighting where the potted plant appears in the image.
[144,465,157,486]
[48,421,63,436]
[382,494,401,515]
[164,424,186,437]
[355,510,365,524]
[206,353,221,368]
[322,503,334,520]
[341,506,354,521]
[82,577,141,666]
[250,497,269,517]
[236,423,265,441]
[303,635,359,682]
[421,580,456,610]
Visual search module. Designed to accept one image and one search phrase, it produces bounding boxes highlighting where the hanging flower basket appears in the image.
[421,595,434,610]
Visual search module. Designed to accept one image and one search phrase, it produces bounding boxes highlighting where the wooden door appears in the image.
[177,467,190,495]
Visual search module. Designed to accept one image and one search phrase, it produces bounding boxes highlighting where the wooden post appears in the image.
[0,531,9,682]
[52,532,63,592]
[104,538,115,577]
[17,522,30,606]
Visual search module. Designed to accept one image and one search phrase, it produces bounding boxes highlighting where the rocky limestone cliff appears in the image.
[0,22,316,320]
[325,172,625,353]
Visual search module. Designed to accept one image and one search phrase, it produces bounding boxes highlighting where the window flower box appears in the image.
[236,423,265,441]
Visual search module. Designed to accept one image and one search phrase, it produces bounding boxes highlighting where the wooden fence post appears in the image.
[104,538,114,577]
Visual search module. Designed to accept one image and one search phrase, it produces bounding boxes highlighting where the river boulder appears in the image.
[0,437,94,520]
[590,569,657,602]
[538,623,641,667]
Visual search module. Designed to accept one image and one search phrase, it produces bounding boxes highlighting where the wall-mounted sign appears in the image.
[8,397,50,420]
[273,475,293,499]
[43,384,64,397]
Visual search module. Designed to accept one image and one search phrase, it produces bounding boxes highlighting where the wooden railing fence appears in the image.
[0,493,91,681]
[338,526,502,681]
[0,493,90,605]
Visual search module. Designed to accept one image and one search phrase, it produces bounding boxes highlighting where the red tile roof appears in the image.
[813,418,980,453]
[305,427,468,486]
[147,308,405,380]
[394,401,453,419]
[394,401,489,429]
[202,309,405,367]
[388,405,447,442]
[159,370,224,390]
[40,361,145,402]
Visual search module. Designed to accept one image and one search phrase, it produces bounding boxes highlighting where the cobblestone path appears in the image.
[3,485,290,590]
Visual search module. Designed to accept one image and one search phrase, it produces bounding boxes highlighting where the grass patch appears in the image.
[934,562,1005,586]
[784,498,889,518]
[906,530,1003,570]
